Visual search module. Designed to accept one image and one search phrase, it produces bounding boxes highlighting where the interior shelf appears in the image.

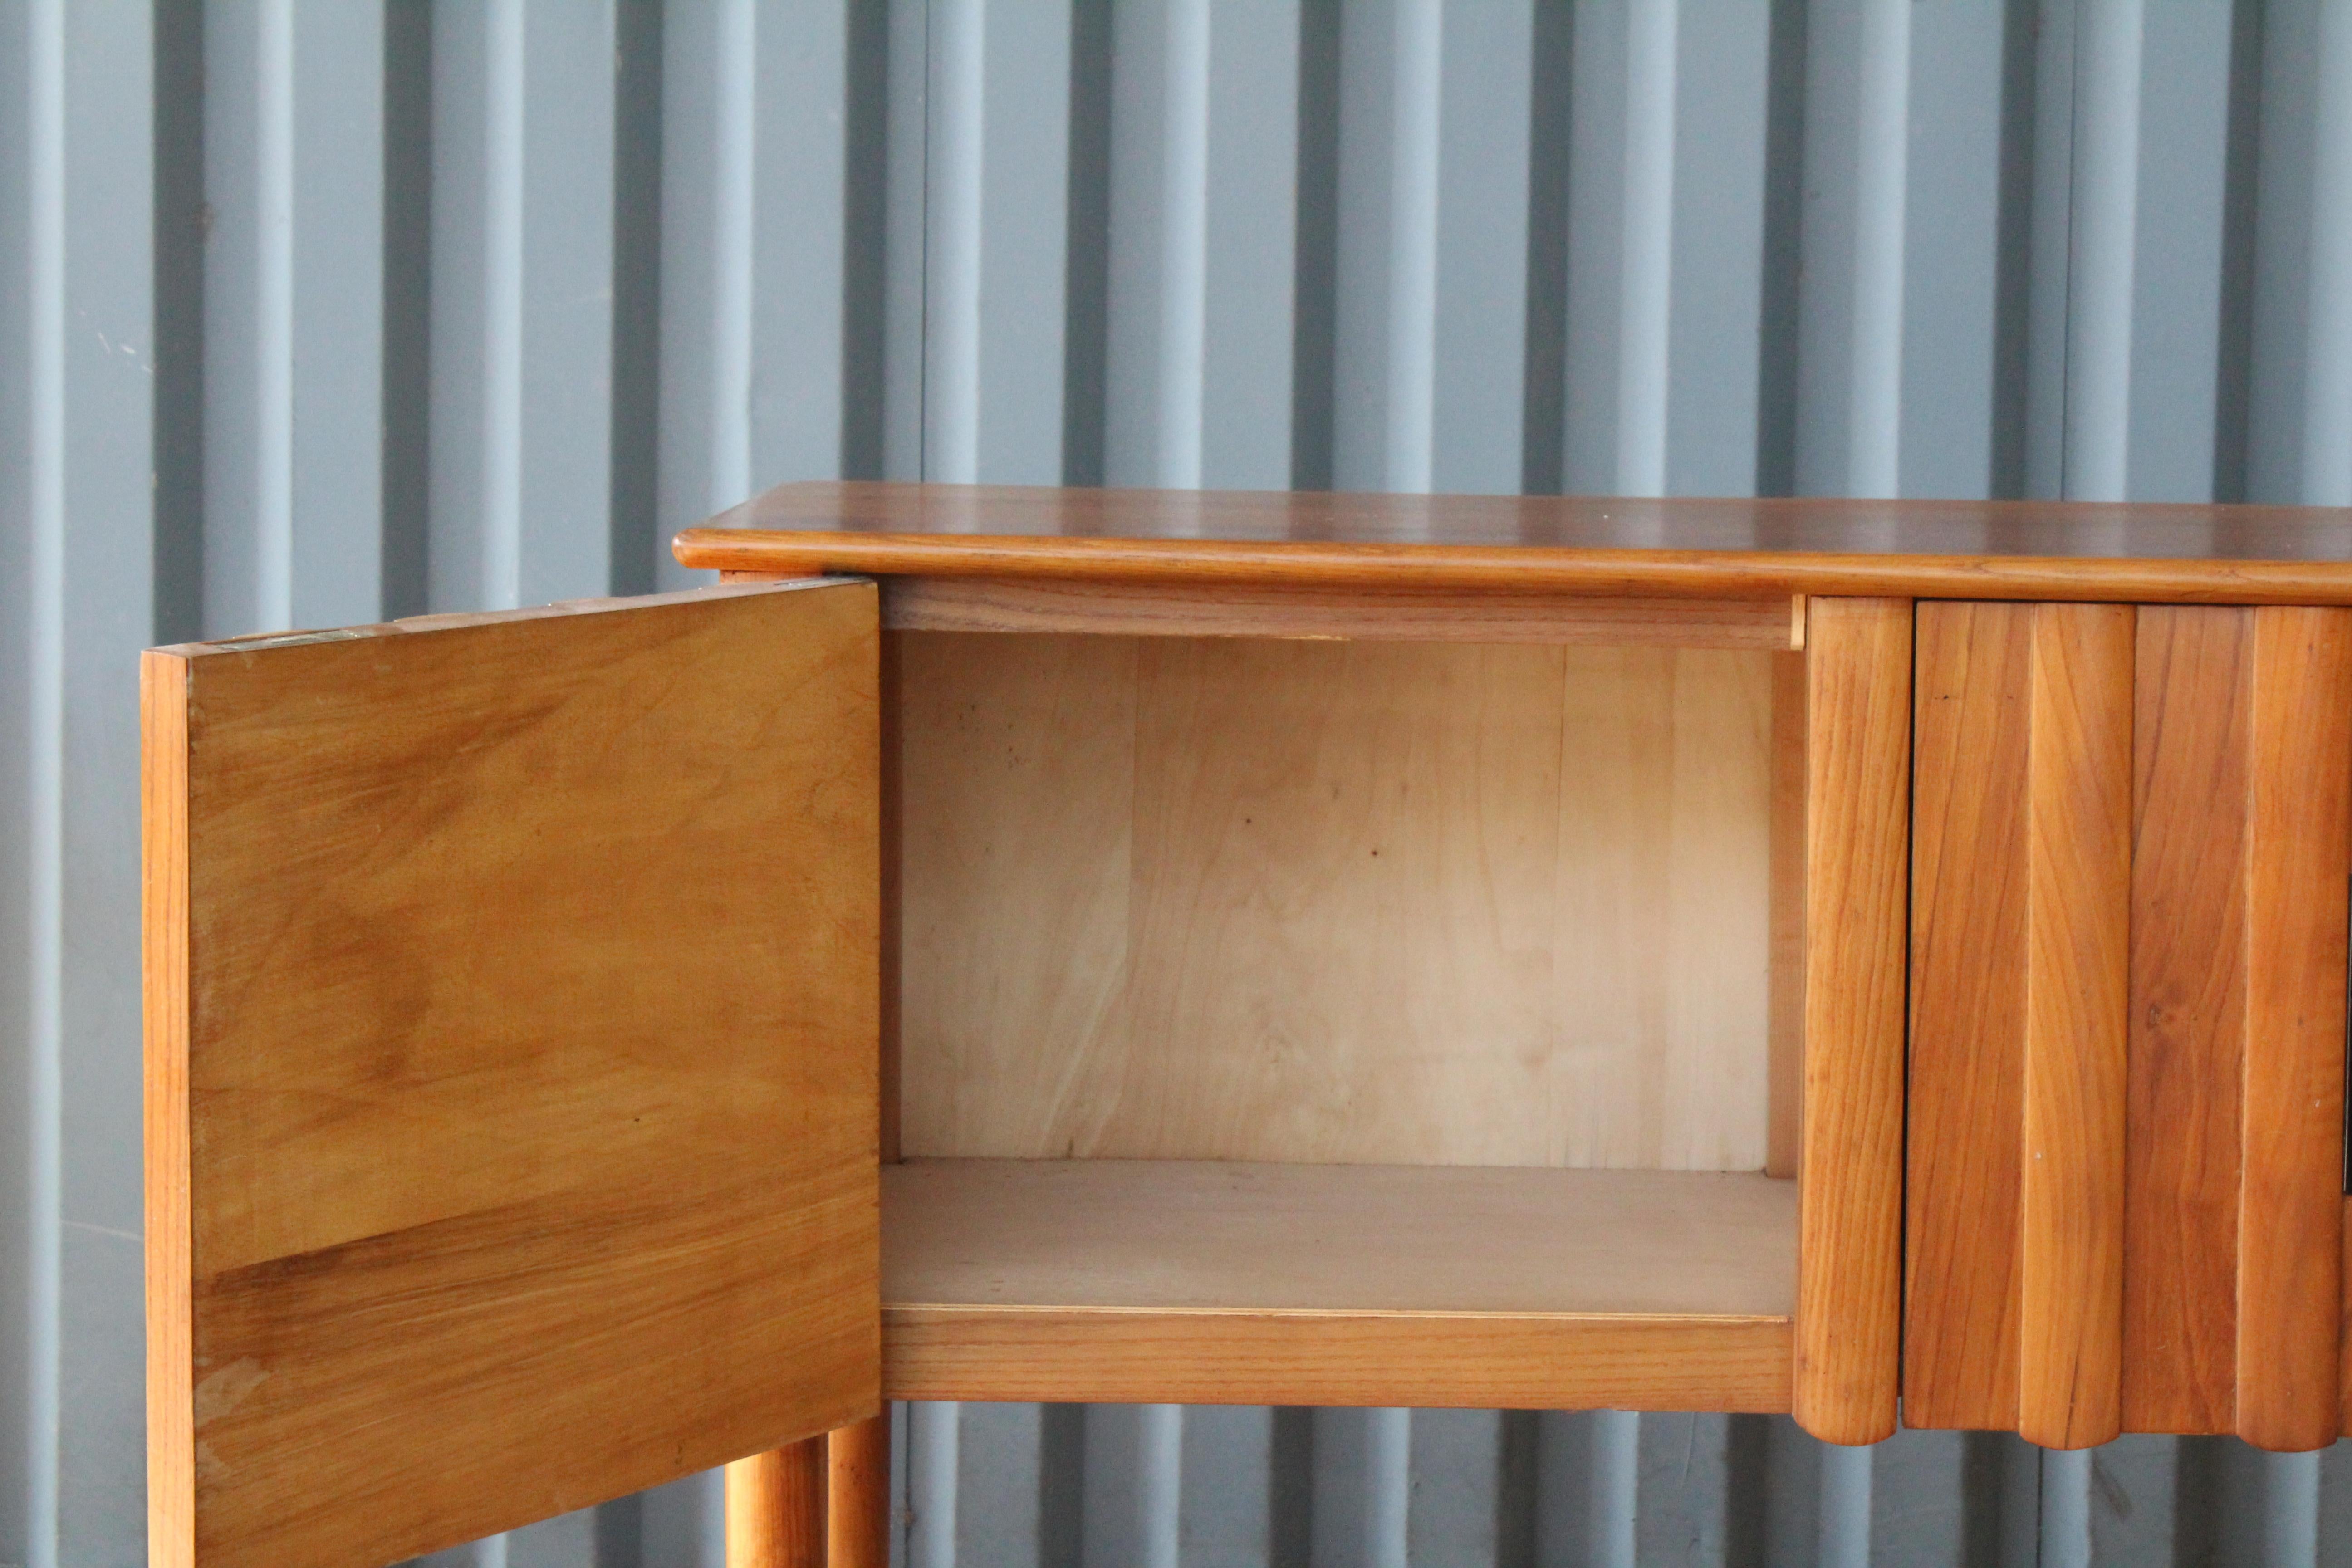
[881,1159,1797,1411]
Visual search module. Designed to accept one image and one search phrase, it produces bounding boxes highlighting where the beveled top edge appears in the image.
[671,482,2352,603]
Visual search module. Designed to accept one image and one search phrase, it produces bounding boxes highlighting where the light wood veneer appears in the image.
[895,632,1789,1172]
[878,576,1804,647]
[880,1160,1795,1409]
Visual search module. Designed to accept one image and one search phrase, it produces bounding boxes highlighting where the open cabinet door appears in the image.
[142,580,881,1568]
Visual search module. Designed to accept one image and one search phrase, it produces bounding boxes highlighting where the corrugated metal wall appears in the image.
[10,1,2352,1564]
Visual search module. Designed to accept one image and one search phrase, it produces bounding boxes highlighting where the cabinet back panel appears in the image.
[897,632,1780,1170]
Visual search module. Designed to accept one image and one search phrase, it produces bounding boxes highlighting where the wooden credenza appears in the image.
[142,485,2352,1568]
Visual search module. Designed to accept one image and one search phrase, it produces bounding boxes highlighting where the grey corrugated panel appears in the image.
[2125,6,2235,503]
[1101,0,1302,490]
[656,0,883,563]
[2063,0,2147,503]
[21,3,2352,1568]
[201,0,388,633]
[925,0,1075,483]
[889,1409,2352,1568]
[0,0,34,1562]
[1563,0,1777,500]
[1801,0,2009,499]
[429,0,624,611]
[2025,0,2076,500]
[9,2,159,1567]
[1308,1407,1410,1567]
[880,0,930,488]
[2250,0,2352,507]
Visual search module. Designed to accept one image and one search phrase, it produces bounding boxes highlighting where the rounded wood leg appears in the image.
[725,1437,826,1568]
[828,1413,892,1568]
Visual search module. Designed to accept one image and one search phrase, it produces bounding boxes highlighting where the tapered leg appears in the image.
[726,1438,827,1568]
[828,1413,892,1568]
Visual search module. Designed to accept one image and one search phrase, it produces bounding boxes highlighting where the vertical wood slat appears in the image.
[1905,603,2032,1432]
[2125,606,2249,1434]
[727,1439,828,1568]
[828,1414,892,1568]
[1793,598,1911,1446]
[2236,608,2352,1450]
[1904,603,2132,1446]
[2016,605,2133,1449]
[2128,606,2351,1450]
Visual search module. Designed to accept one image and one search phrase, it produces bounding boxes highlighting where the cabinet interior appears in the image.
[885,627,1806,1327]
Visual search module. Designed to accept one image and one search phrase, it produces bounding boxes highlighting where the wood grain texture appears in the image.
[827,1416,891,1568]
[897,634,1775,1170]
[882,1307,1794,1410]
[727,1442,826,1568]
[878,576,1802,647]
[884,1161,1796,1316]
[2236,607,2352,1451]
[144,582,882,1568]
[878,632,904,1166]
[898,634,1139,1159]
[680,481,2352,603]
[2127,606,2251,1433]
[1907,604,2133,1446]
[1553,647,1774,1169]
[1793,598,1911,1446]
[1905,603,2032,1432]
[880,1158,1793,1408]
[2127,606,2352,1450]
[1767,652,1808,1180]
[2016,605,2134,1449]
[143,652,195,1568]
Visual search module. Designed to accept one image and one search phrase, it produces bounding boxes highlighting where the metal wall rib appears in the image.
[9,1,2352,1565]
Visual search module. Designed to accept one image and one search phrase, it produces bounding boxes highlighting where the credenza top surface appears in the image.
[675,481,2352,603]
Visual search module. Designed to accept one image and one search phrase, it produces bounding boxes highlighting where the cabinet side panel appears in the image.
[2126,606,2249,1434]
[880,632,905,1165]
[896,632,1139,1157]
[143,651,194,1568]
[2236,606,2352,1451]
[1904,603,2030,1432]
[1767,650,1808,1180]
[1794,598,1911,1446]
[2016,604,2134,1449]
